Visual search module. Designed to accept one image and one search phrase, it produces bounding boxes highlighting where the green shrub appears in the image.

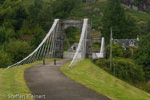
[96,58,145,83]
[113,58,144,83]
[64,27,81,51]
[0,50,12,68]
[133,0,140,6]
[96,59,111,73]
[106,42,132,59]
[106,42,123,58]
[123,47,132,58]
[5,40,33,63]
[93,41,101,48]
[133,33,150,80]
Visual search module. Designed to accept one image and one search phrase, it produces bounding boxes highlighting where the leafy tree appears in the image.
[5,40,33,63]
[133,33,150,79]
[32,25,45,47]
[0,26,15,45]
[28,0,53,32]
[106,42,123,58]
[97,58,145,83]
[0,26,6,45]
[28,0,44,24]
[0,50,12,68]
[112,58,144,83]
[106,42,132,58]
[123,47,132,58]
[52,0,80,19]
[138,21,147,35]
[14,6,27,30]
[0,0,5,4]
[125,15,139,38]
[38,5,53,31]
[63,27,81,51]
[102,0,126,44]
[102,0,138,45]
[0,0,27,30]
[65,27,80,44]
[19,20,33,35]
[146,19,150,34]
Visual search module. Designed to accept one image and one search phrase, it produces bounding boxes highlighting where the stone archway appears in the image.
[54,19,92,59]
[63,26,81,51]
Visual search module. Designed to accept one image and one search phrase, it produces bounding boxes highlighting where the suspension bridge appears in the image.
[4,18,109,100]
[7,18,105,68]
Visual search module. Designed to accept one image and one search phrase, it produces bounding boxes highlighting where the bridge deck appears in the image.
[24,59,109,100]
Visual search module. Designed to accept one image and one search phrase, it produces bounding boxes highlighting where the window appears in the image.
[114,39,119,44]
[73,47,76,50]
[129,40,135,46]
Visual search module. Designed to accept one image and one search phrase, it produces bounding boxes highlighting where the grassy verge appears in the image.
[61,59,150,100]
[0,58,60,100]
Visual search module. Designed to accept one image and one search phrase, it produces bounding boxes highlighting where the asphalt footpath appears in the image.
[24,59,110,100]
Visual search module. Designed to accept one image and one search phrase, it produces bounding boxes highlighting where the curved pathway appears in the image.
[24,59,110,100]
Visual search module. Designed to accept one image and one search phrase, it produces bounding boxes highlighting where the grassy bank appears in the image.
[61,59,150,100]
[0,58,60,100]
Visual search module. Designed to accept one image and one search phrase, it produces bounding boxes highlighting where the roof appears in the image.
[113,39,137,47]
[68,43,79,52]
[71,43,78,48]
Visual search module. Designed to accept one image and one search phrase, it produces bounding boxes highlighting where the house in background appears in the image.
[113,38,139,55]
[68,43,78,52]
[63,43,81,59]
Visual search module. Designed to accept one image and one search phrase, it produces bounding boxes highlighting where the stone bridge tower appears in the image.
[54,19,92,59]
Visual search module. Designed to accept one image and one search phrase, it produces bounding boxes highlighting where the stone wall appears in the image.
[122,0,150,12]
[83,0,150,12]
[82,0,97,3]
[54,19,93,59]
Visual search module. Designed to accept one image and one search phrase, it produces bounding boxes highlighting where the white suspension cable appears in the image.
[45,36,51,59]
[68,19,88,68]
[7,19,59,68]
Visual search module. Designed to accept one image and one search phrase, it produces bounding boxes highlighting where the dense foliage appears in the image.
[106,42,132,58]
[0,50,12,68]
[52,0,80,19]
[96,58,145,83]
[64,27,81,51]
[102,0,138,44]
[4,40,33,63]
[0,0,79,68]
[133,33,150,80]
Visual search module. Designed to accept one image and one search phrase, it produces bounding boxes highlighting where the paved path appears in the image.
[24,59,110,100]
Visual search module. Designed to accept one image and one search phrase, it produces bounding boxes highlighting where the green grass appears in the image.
[126,9,150,22]
[70,2,105,29]
[0,58,60,100]
[61,59,150,100]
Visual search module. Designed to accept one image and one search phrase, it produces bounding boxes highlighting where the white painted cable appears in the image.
[7,19,59,68]
[68,19,88,68]
[43,38,50,59]
[46,36,51,58]
[46,36,52,59]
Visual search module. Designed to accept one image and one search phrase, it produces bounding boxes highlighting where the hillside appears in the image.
[69,1,150,51]
[122,0,150,12]
[61,59,150,100]
[70,2,150,31]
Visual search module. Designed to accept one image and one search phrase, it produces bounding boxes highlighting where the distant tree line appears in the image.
[0,0,80,68]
